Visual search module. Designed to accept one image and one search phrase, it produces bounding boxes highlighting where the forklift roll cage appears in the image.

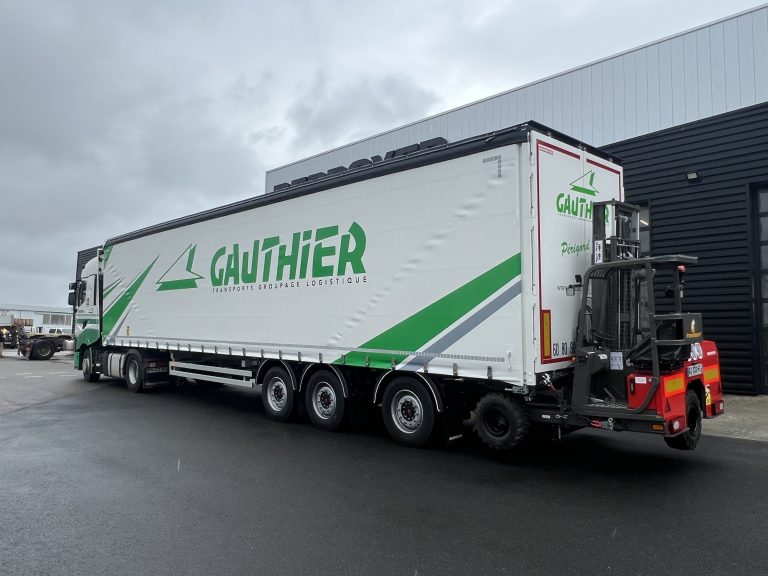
[571,255,703,419]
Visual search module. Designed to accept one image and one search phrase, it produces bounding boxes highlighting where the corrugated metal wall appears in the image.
[604,102,768,394]
[267,5,768,191]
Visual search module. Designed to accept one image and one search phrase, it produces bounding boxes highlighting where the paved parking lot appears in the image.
[2,352,768,575]
[0,351,96,414]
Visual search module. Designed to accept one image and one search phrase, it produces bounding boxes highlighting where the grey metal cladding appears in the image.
[266,5,768,192]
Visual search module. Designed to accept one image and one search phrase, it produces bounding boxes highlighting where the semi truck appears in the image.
[69,121,724,451]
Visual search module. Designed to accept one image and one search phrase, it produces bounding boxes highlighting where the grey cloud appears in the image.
[286,72,439,152]
[0,0,760,307]
[140,98,261,197]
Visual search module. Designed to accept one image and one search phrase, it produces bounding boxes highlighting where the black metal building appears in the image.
[604,102,768,394]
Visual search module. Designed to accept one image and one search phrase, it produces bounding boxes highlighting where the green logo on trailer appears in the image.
[210,222,367,287]
[157,244,204,291]
[556,170,599,220]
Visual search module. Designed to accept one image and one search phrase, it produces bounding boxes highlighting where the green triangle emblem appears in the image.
[569,170,599,197]
[156,244,204,291]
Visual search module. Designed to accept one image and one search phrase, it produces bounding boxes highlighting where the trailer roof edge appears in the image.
[105,121,619,246]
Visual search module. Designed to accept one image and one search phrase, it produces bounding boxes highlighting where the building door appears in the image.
[754,184,768,393]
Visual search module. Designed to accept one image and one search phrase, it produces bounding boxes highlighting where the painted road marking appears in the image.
[24,375,43,379]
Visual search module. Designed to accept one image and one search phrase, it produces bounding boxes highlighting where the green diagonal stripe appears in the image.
[102,258,158,335]
[337,253,521,369]
[157,279,199,291]
[103,279,123,299]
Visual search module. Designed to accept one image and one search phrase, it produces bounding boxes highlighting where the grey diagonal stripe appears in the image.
[401,281,522,371]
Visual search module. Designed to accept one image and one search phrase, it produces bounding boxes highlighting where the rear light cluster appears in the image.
[668,418,683,434]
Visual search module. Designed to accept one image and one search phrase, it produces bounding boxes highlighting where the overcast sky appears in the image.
[0,0,763,307]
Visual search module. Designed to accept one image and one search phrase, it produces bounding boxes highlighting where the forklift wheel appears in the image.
[664,390,702,451]
[473,393,530,450]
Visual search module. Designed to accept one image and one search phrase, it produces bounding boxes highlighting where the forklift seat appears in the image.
[627,319,689,371]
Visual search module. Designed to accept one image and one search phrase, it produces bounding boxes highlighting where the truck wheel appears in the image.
[82,353,101,383]
[305,370,346,431]
[473,393,530,450]
[382,377,435,447]
[124,353,145,393]
[33,340,55,361]
[664,390,702,450]
[262,367,295,422]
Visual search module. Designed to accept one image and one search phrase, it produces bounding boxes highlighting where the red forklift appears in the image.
[526,201,725,450]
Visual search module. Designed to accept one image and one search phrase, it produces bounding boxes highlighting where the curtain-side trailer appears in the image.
[70,122,724,450]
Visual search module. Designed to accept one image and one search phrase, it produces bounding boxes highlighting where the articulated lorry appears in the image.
[70,121,724,450]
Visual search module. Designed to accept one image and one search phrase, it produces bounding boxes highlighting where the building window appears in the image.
[631,204,651,256]
[42,314,71,325]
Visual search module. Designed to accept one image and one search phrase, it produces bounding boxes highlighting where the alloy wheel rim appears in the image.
[267,377,287,412]
[313,383,337,419]
[391,390,423,434]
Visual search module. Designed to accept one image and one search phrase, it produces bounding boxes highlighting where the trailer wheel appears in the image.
[473,393,530,450]
[32,340,55,361]
[664,390,702,450]
[305,370,346,431]
[82,353,100,383]
[124,352,144,393]
[262,367,295,422]
[382,377,435,447]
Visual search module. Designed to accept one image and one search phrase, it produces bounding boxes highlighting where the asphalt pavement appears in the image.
[1,352,767,575]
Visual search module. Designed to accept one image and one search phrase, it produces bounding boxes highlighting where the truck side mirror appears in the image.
[68,292,76,306]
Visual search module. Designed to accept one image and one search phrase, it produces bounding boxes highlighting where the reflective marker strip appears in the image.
[664,375,686,397]
[703,366,720,384]
[541,310,552,359]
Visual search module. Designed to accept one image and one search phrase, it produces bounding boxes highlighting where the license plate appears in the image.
[686,363,703,378]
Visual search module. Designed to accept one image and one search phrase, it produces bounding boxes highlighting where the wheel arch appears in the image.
[299,363,349,398]
[687,378,705,411]
[77,344,89,369]
[373,371,443,413]
[255,359,298,390]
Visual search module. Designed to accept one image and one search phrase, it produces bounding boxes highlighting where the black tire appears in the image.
[261,366,295,422]
[305,370,346,431]
[664,390,702,450]
[33,340,55,361]
[82,352,101,383]
[381,377,436,447]
[124,352,144,393]
[473,393,530,450]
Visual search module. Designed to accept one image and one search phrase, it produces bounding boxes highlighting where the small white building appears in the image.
[0,303,73,334]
